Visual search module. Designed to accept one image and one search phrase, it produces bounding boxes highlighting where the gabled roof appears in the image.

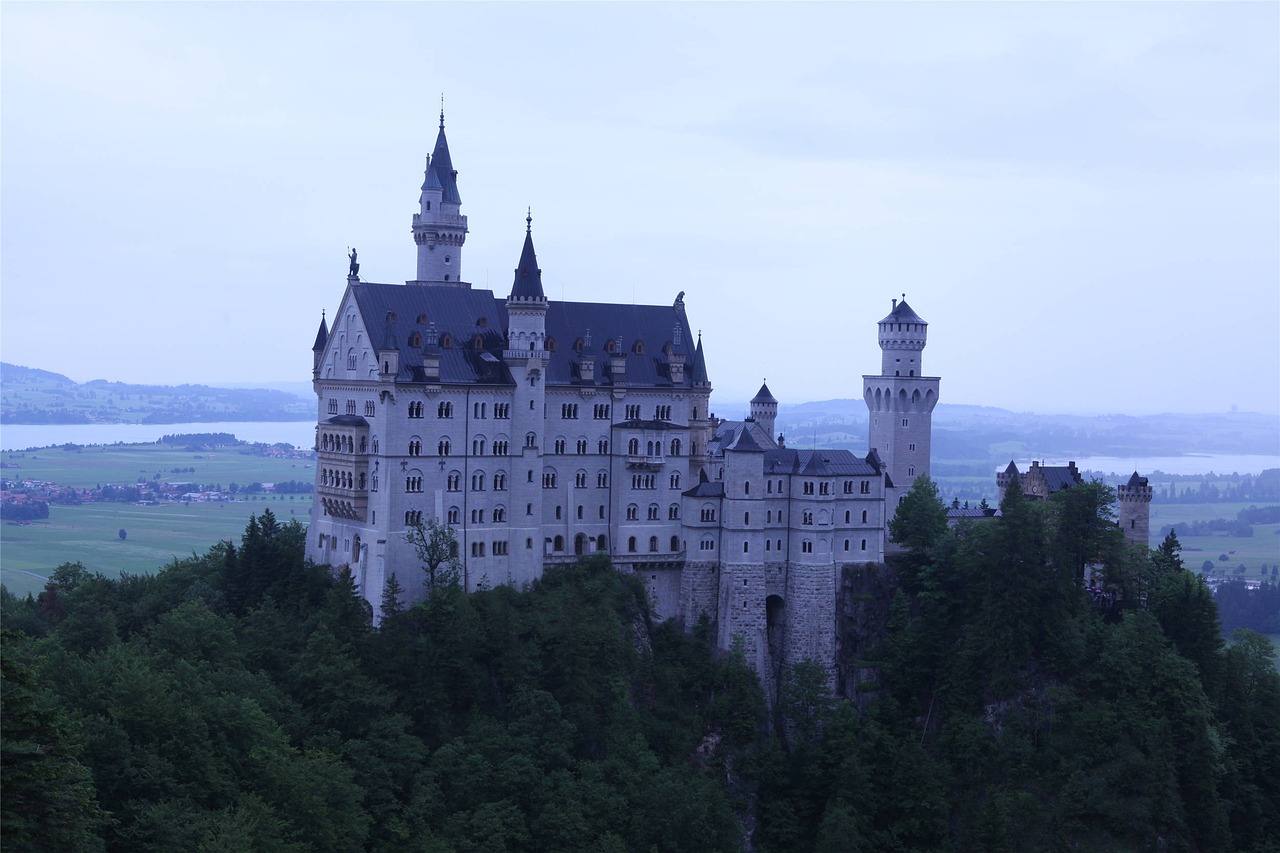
[1126,471,1148,488]
[1035,465,1083,494]
[762,448,880,477]
[342,281,703,390]
[683,469,725,498]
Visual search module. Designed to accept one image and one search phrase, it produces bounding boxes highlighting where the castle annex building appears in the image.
[307,115,937,685]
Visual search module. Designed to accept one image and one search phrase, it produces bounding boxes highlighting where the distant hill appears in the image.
[0,362,311,425]
[772,400,1280,477]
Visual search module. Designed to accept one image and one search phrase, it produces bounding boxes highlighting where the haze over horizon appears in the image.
[3,3,1277,417]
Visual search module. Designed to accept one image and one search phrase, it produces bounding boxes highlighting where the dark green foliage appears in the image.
[2,516,762,852]
[836,475,1279,853]
[6,497,1280,852]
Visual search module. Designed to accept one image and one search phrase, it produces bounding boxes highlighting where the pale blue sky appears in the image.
[3,2,1276,415]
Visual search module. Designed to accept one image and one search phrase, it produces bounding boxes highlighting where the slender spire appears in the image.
[424,110,460,204]
[509,212,545,301]
[312,311,329,351]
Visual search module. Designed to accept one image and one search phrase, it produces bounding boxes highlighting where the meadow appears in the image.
[1150,501,1280,579]
[1,442,316,598]
[1,496,312,598]
[1,443,313,489]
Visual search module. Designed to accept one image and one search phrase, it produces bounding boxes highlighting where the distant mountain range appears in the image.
[3,364,1277,469]
[0,363,311,424]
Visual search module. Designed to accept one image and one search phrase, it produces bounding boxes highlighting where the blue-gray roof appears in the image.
[425,121,461,205]
[346,282,700,389]
[763,449,880,476]
[878,298,926,325]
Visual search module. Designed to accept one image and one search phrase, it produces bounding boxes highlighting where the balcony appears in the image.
[625,454,664,469]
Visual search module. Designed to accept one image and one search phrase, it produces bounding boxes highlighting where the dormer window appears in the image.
[546,337,557,352]
[632,340,645,355]
[440,333,453,349]
[416,314,428,324]
[408,332,422,348]
[472,335,484,350]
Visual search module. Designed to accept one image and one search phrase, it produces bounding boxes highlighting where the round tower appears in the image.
[863,296,940,517]
[878,297,928,377]
[412,110,469,285]
[1117,471,1153,546]
[750,381,778,441]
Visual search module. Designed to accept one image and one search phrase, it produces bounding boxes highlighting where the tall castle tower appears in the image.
[503,213,550,585]
[863,297,939,511]
[412,110,469,285]
[1117,471,1153,546]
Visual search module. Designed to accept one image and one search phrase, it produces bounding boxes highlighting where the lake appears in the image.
[0,421,315,451]
[3,424,1278,476]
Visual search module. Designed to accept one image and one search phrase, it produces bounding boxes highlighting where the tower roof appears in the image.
[1126,471,1148,488]
[879,297,926,325]
[751,381,776,404]
[423,112,461,205]
[312,312,329,351]
[691,335,709,384]
[509,214,545,301]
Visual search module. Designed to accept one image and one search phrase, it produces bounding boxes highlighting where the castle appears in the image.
[996,461,1151,546]
[306,114,937,688]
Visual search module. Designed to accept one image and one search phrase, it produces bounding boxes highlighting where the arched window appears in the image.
[628,536,637,553]
[439,333,453,349]
[628,438,639,455]
[670,535,680,551]
[554,535,564,552]
[649,536,658,552]
[861,510,868,523]
[632,339,645,355]
[671,438,682,456]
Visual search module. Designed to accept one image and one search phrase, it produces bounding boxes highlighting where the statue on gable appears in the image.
[348,248,360,278]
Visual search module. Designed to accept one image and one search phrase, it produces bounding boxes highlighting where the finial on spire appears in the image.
[526,207,532,233]
[439,94,445,129]
[902,292,906,302]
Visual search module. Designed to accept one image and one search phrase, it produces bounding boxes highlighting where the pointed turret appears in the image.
[509,212,545,301]
[425,110,461,205]
[312,312,329,351]
[691,334,710,387]
[412,108,469,285]
[311,312,329,373]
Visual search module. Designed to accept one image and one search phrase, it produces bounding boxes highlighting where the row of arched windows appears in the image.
[320,432,365,454]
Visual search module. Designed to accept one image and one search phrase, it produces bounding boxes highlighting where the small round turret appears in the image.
[878,296,928,376]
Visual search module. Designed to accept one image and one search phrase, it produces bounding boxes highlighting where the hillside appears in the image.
[0,363,311,425]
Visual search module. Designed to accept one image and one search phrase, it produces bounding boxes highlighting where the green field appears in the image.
[1,497,311,598]
[2,442,316,598]
[1149,502,1280,579]
[2,443,314,489]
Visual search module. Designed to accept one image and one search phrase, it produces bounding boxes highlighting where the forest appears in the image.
[2,478,1279,852]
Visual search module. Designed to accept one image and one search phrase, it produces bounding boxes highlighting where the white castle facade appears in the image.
[307,115,938,686]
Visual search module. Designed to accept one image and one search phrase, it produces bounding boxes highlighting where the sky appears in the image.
[2,2,1277,417]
